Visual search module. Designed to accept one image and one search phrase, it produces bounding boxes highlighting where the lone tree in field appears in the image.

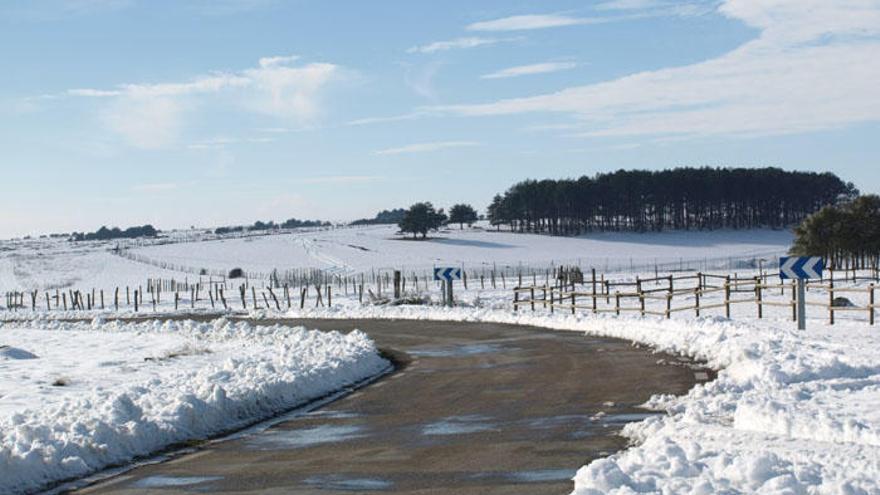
[448,203,478,229]
[398,202,447,239]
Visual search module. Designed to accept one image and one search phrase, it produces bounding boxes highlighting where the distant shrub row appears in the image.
[214,218,330,235]
[71,225,158,242]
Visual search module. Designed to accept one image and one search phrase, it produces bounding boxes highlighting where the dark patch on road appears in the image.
[71,318,711,495]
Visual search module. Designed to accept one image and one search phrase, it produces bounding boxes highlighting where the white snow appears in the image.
[0,318,390,494]
[127,224,791,275]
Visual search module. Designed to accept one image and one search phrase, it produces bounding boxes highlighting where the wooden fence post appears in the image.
[571,292,576,315]
[639,291,645,317]
[870,284,875,326]
[724,276,731,318]
[695,286,700,317]
[615,291,620,316]
[756,278,763,319]
[829,279,835,325]
[666,293,672,319]
[514,290,519,312]
[530,287,535,311]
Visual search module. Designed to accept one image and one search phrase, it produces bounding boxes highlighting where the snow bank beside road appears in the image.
[0,318,390,494]
[256,305,880,494]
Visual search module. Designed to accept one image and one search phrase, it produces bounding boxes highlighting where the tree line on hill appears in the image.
[350,209,407,226]
[486,167,857,235]
[214,218,330,235]
[791,195,880,270]
[71,225,158,242]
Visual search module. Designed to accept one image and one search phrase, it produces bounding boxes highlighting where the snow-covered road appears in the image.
[237,306,880,494]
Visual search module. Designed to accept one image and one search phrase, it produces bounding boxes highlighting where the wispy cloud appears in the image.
[374,141,479,155]
[405,61,443,99]
[434,0,880,140]
[62,56,344,148]
[407,37,511,54]
[481,61,577,79]
[133,182,178,192]
[466,14,604,32]
[595,0,713,17]
[346,111,430,126]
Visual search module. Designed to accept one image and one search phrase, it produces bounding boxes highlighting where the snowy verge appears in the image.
[0,318,390,494]
[250,305,880,494]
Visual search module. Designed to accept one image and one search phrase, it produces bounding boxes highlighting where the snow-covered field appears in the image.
[0,225,792,296]
[0,319,390,494]
[127,224,791,275]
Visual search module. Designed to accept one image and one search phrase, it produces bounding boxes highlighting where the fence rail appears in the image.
[513,269,878,326]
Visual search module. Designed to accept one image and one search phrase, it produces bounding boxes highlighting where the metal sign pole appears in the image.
[447,280,454,307]
[797,278,806,330]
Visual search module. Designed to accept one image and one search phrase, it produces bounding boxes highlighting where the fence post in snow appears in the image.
[756,278,763,319]
[666,293,672,319]
[829,279,835,325]
[725,276,731,318]
[870,284,875,326]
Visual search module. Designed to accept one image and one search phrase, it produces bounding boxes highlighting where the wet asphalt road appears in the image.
[72,319,710,495]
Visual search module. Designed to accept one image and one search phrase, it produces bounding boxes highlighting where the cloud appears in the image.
[102,95,184,149]
[481,62,577,79]
[466,14,603,32]
[65,56,343,148]
[405,61,443,99]
[374,141,479,155]
[346,111,430,126]
[595,0,716,17]
[407,37,510,54]
[133,182,179,192]
[434,0,880,140]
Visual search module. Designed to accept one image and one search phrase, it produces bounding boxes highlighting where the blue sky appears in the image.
[1,0,878,237]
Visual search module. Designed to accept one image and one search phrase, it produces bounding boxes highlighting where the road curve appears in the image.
[73,319,711,495]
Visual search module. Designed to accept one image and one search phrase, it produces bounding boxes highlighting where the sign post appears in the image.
[780,256,824,330]
[434,267,462,307]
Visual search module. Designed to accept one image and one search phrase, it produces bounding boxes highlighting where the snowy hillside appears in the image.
[129,224,792,274]
[0,225,792,294]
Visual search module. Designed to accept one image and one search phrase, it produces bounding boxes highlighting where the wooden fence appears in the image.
[2,282,339,313]
[513,270,877,326]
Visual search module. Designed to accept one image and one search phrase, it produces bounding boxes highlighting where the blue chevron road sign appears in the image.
[779,256,824,280]
[434,267,462,282]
